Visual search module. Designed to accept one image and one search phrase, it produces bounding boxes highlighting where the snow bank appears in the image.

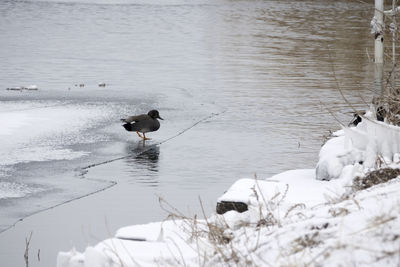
[57,175,400,266]
[218,168,358,209]
[221,177,400,266]
[316,116,400,181]
[57,220,198,267]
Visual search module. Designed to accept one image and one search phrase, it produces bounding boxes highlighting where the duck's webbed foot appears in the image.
[142,133,151,140]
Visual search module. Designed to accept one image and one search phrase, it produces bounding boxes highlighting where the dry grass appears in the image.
[387,94,400,125]
[353,168,400,190]
[24,232,33,267]
[328,207,350,217]
[154,177,296,266]
[291,232,322,254]
[372,91,400,125]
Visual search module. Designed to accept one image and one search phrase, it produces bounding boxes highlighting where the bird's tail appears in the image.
[122,123,134,131]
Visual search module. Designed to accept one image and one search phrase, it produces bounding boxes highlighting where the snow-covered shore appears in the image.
[57,115,400,267]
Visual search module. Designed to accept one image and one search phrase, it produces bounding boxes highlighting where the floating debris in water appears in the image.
[25,85,38,90]
[6,85,38,91]
[98,83,106,87]
[6,86,23,91]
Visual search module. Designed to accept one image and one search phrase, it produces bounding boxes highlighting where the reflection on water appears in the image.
[131,144,160,173]
[124,143,160,186]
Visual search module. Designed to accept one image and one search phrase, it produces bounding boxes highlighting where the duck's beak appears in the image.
[158,116,164,120]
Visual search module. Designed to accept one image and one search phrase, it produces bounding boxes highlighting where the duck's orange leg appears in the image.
[143,133,151,140]
[136,131,143,138]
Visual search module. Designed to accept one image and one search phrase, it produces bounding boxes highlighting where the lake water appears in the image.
[0,0,376,266]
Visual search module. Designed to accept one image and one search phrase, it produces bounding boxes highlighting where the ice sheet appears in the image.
[0,102,112,167]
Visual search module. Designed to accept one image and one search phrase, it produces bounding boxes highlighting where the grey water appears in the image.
[0,0,376,266]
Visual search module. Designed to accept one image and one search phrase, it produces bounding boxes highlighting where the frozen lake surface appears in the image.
[0,0,375,266]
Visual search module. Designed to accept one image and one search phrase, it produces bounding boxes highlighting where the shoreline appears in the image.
[58,119,400,266]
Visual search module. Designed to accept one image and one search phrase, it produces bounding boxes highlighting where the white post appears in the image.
[374,0,384,96]
[392,0,396,90]
[375,0,384,64]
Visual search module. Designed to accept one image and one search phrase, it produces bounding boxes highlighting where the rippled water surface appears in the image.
[0,0,376,266]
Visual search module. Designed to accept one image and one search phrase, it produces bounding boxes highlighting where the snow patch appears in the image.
[57,177,400,267]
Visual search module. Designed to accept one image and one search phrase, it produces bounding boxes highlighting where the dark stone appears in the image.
[348,113,362,126]
[376,106,386,122]
[216,201,248,214]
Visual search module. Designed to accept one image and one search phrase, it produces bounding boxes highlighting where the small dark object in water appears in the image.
[6,87,23,91]
[98,83,106,87]
[216,201,248,214]
[121,110,163,140]
[6,85,38,91]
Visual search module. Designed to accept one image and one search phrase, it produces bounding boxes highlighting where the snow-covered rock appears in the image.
[316,117,400,181]
[57,220,199,267]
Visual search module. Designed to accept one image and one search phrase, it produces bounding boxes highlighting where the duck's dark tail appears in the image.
[122,123,134,131]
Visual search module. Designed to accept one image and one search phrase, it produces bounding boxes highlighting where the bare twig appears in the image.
[24,231,33,267]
